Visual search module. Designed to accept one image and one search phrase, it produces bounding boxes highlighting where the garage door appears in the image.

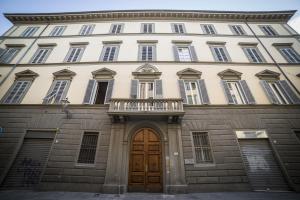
[2,131,55,189]
[239,139,290,191]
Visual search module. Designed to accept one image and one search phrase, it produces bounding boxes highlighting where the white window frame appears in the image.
[64,45,85,63]
[30,47,53,64]
[43,80,70,104]
[278,46,300,63]
[184,81,201,105]
[267,81,290,104]
[201,24,217,35]
[172,23,186,34]
[191,131,214,165]
[141,23,154,33]
[110,24,123,34]
[20,27,39,37]
[79,24,95,35]
[177,46,192,62]
[243,46,265,63]
[230,25,246,35]
[260,25,278,36]
[0,47,21,63]
[225,81,247,104]
[100,45,119,62]
[1,80,31,104]
[138,81,154,99]
[139,44,155,61]
[210,45,231,62]
[49,26,66,36]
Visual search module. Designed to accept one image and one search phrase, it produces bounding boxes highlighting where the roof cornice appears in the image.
[4,9,297,24]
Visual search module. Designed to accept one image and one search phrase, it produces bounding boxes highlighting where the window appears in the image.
[83,79,114,104]
[0,47,21,63]
[211,46,230,62]
[20,27,39,37]
[243,47,265,63]
[184,81,201,104]
[79,24,95,35]
[172,23,185,34]
[142,23,154,33]
[43,80,70,104]
[278,47,300,63]
[100,45,119,62]
[201,24,217,35]
[1,81,31,104]
[265,81,291,104]
[110,24,123,34]
[192,132,213,164]
[65,45,85,62]
[139,81,154,99]
[77,132,99,164]
[30,47,52,64]
[230,25,246,35]
[139,45,155,61]
[224,81,247,104]
[177,47,192,61]
[260,25,278,36]
[49,26,66,36]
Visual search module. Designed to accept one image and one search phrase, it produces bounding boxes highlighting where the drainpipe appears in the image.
[244,17,300,96]
[0,20,50,86]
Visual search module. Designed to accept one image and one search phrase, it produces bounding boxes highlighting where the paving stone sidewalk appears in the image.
[0,190,300,200]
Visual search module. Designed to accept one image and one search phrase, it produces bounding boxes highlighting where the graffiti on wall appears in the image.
[17,157,42,186]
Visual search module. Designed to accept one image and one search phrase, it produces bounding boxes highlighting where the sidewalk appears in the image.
[0,190,299,200]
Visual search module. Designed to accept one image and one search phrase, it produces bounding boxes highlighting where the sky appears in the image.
[0,0,300,35]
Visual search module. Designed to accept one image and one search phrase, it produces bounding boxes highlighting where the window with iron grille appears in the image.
[65,45,85,62]
[49,26,66,36]
[78,132,99,164]
[142,23,154,33]
[201,24,217,34]
[20,27,39,37]
[278,47,300,63]
[0,47,21,63]
[192,132,213,164]
[31,47,52,64]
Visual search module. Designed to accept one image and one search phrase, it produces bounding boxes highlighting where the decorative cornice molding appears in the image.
[53,69,76,79]
[218,68,242,80]
[4,10,296,24]
[177,68,202,79]
[15,69,39,80]
[92,67,116,79]
[255,69,281,80]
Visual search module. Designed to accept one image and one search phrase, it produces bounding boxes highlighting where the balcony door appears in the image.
[128,128,162,192]
[139,82,154,99]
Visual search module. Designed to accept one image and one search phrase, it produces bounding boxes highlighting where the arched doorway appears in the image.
[128,128,162,192]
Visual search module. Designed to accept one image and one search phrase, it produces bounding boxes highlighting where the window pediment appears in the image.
[177,68,202,79]
[15,69,39,80]
[132,63,161,79]
[218,69,242,80]
[255,69,280,80]
[92,67,116,79]
[53,69,76,80]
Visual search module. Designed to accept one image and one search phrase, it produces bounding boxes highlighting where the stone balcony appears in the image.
[107,98,185,123]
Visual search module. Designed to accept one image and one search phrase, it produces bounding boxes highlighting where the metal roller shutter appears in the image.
[2,137,53,189]
[239,139,290,191]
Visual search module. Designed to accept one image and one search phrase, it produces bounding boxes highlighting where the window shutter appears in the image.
[173,46,180,61]
[155,79,163,98]
[104,79,114,104]
[120,24,124,33]
[130,79,139,99]
[278,80,300,104]
[138,45,142,61]
[54,80,70,104]
[113,46,120,61]
[189,46,198,61]
[221,80,235,104]
[43,80,59,104]
[171,24,175,33]
[197,79,210,104]
[83,79,97,104]
[239,80,256,104]
[1,81,31,104]
[152,45,157,61]
[260,80,280,104]
[178,80,187,104]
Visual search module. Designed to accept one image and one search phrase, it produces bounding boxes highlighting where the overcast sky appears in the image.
[0,0,300,34]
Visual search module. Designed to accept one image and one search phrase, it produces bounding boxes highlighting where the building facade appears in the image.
[0,10,300,193]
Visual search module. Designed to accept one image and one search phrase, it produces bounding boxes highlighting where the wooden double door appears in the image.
[128,128,162,192]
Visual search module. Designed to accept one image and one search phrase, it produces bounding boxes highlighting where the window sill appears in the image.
[193,163,216,168]
[75,163,96,168]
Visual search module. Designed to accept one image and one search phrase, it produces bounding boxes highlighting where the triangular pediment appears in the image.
[53,69,76,79]
[255,69,280,80]
[177,68,202,79]
[218,69,242,80]
[15,69,39,80]
[92,67,116,79]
